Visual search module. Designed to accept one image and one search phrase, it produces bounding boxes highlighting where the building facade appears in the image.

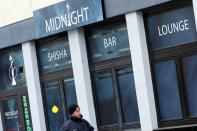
[0,0,197,131]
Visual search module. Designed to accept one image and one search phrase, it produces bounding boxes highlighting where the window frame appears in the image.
[0,45,26,93]
[85,20,141,130]
[144,1,197,128]
[91,57,140,130]
[36,35,77,131]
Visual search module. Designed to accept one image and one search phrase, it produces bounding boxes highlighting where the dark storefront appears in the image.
[86,22,140,130]
[0,47,33,131]
[145,1,197,130]
[0,0,197,131]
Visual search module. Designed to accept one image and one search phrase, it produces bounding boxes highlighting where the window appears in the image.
[182,54,197,117]
[0,48,26,91]
[87,23,130,63]
[1,94,33,131]
[93,68,140,130]
[2,98,21,131]
[37,37,77,131]
[86,22,140,131]
[63,78,78,111]
[0,47,32,131]
[43,78,77,131]
[146,6,197,51]
[153,60,182,120]
[38,39,72,74]
[94,72,119,126]
[117,68,139,123]
[44,81,64,131]
[146,4,197,127]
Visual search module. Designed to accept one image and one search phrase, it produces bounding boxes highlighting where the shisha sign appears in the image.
[9,55,17,86]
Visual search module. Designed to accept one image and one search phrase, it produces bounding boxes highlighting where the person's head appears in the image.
[68,104,81,118]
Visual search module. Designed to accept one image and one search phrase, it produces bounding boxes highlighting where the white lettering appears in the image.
[77,8,84,23]
[104,36,117,48]
[48,49,68,62]
[5,110,18,117]
[55,17,61,30]
[83,7,89,21]
[60,14,68,28]
[158,19,190,37]
[45,4,89,33]
[45,19,53,33]
[184,19,189,30]
[71,11,78,25]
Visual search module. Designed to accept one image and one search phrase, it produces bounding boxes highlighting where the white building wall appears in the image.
[68,28,98,130]
[0,0,64,27]
[193,0,197,30]
[126,12,158,131]
[0,108,3,131]
[22,41,47,131]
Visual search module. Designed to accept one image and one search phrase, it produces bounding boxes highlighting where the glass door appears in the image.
[2,96,23,131]
[93,67,140,131]
[43,78,77,131]
[1,93,33,131]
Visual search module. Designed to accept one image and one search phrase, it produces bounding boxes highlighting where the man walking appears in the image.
[60,104,94,131]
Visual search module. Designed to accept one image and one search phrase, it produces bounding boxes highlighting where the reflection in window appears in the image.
[117,68,140,123]
[44,81,64,131]
[63,78,78,118]
[87,23,130,63]
[3,98,22,131]
[38,39,72,74]
[94,72,119,126]
[182,54,197,117]
[0,48,26,91]
[154,60,182,120]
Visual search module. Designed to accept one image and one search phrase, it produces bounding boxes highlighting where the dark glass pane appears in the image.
[146,6,197,51]
[21,95,33,131]
[94,72,118,126]
[0,48,26,91]
[3,98,22,131]
[182,54,197,117]
[63,78,78,118]
[44,81,64,131]
[38,39,72,74]
[87,23,130,63]
[154,60,182,120]
[117,67,140,123]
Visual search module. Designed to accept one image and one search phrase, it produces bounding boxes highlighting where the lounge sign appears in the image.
[33,0,103,38]
[146,6,197,50]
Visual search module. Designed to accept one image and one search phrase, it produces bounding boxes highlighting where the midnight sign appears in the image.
[34,0,103,38]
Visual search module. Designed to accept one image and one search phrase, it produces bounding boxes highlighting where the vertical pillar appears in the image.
[22,41,47,131]
[126,12,158,131]
[68,28,98,130]
[193,0,197,30]
[0,109,3,131]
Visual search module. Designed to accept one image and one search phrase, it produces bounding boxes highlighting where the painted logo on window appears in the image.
[9,55,17,86]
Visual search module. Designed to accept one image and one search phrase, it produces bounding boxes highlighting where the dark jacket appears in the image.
[60,116,94,131]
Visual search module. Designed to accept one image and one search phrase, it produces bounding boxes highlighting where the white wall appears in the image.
[126,12,158,131]
[68,28,98,130]
[193,0,197,30]
[0,108,3,131]
[22,41,47,131]
[0,0,64,27]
